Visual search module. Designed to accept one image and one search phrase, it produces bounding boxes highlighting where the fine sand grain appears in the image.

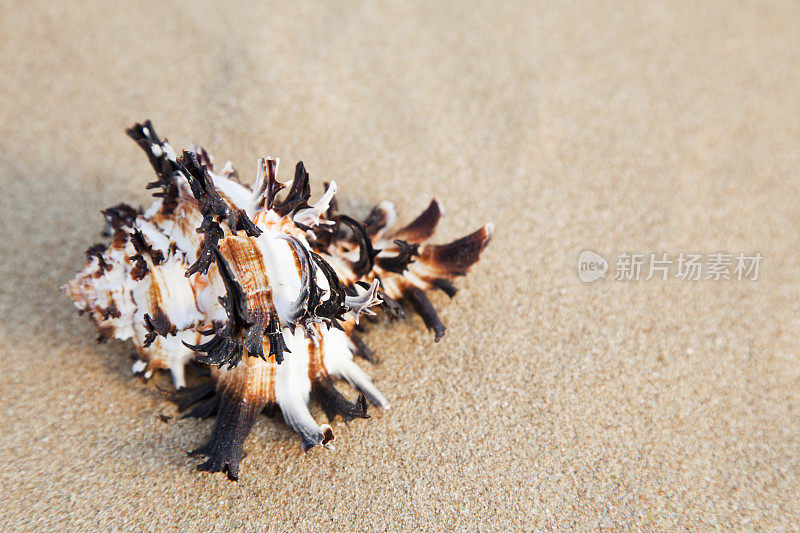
[2,1,799,530]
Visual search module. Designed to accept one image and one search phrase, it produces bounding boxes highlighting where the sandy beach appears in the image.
[2,1,799,529]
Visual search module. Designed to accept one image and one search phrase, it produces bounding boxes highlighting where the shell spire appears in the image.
[62,121,492,480]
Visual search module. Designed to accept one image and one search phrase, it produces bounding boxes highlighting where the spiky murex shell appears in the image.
[62,121,492,480]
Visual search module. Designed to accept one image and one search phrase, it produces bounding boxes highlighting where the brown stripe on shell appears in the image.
[218,236,274,314]
[262,338,277,405]
[217,235,280,361]
[145,275,172,333]
[140,252,202,343]
[307,336,326,380]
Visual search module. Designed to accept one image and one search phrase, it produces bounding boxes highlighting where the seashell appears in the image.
[62,121,493,480]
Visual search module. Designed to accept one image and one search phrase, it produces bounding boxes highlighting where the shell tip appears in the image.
[321,424,335,449]
[434,198,445,217]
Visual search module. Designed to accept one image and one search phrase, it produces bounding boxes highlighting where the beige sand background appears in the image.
[2,1,800,530]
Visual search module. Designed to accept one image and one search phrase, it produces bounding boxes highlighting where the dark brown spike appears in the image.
[312,378,370,422]
[183,250,251,369]
[177,150,239,277]
[170,381,217,412]
[273,161,312,216]
[142,310,176,345]
[338,215,379,277]
[404,285,446,342]
[185,216,224,276]
[266,313,289,364]
[254,158,284,211]
[178,151,229,220]
[142,314,157,347]
[376,240,419,274]
[189,389,266,481]
[242,314,267,361]
[125,120,163,169]
[102,203,139,248]
[126,121,181,213]
[391,199,443,243]
[186,332,244,369]
[98,301,120,320]
[431,278,458,298]
[129,256,149,281]
[350,333,376,363]
[265,159,283,209]
[363,203,392,237]
[193,144,214,170]
[377,289,405,319]
[419,225,493,277]
[178,151,260,273]
[85,243,110,272]
[229,208,262,237]
[309,251,348,323]
[101,203,139,228]
[182,395,221,420]
[130,228,164,265]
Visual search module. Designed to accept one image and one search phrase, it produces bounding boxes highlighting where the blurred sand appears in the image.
[2,1,800,530]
